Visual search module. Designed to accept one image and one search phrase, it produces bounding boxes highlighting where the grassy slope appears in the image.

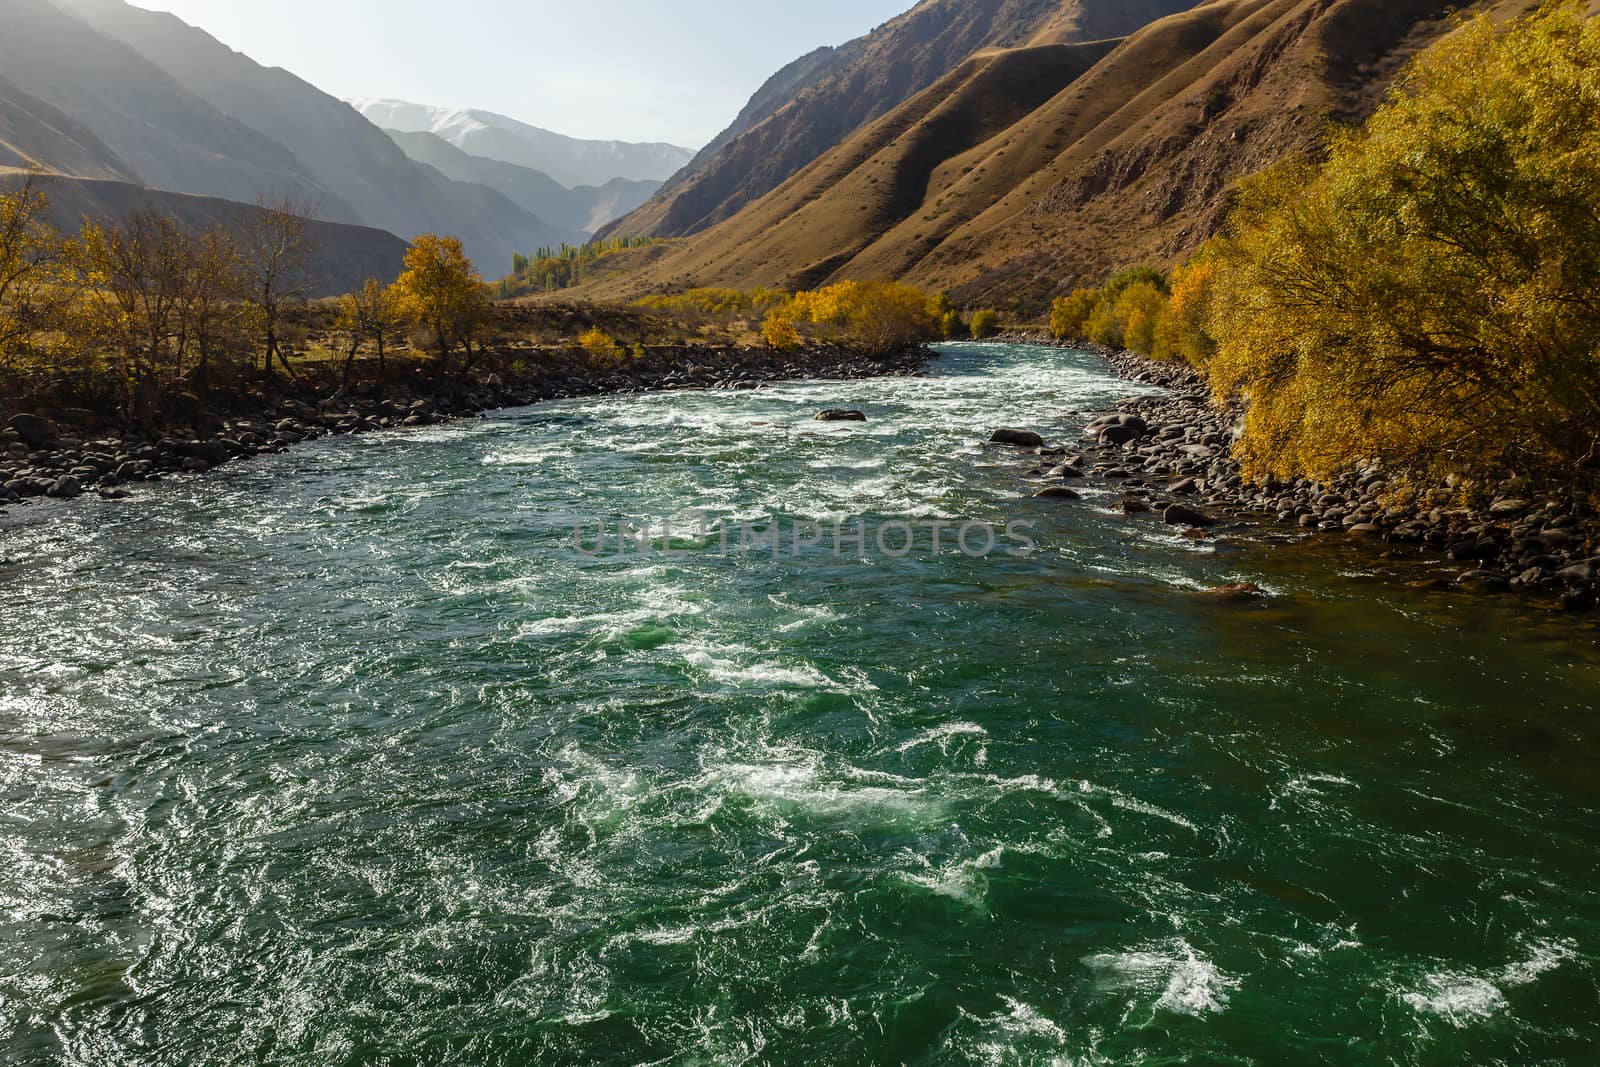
[602,0,1206,242]
[582,0,1549,312]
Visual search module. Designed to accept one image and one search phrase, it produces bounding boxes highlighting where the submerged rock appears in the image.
[815,409,867,422]
[1163,503,1217,527]
[1198,582,1266,602]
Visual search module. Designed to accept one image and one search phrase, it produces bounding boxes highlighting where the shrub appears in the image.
[969,310,1001,338]
[1207,1,1600,490]
[762,310,802,352]
[578,326,623,361]
[1049,288,1098,340]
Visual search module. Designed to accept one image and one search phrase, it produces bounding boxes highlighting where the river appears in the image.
[2,342,1596,1064]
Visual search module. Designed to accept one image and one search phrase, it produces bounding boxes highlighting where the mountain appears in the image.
[350,100,694,190]
[50,0,582,272]
[597,0,1207,241]
[1,168,407,296]
[583,0,1551,311]
[0,74,136,181]
[0,0,341,213]
[381,129,660,234]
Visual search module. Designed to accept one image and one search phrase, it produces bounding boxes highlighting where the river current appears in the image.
[2,343,1596,1064]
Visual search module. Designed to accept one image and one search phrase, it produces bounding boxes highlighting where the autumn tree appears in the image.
[1049,288,1098,341]
[0,170,69,372]
[762,308,802,352]
[1206,2,1600,490]
[791,280,939,355]
[1152,248,1222,365]
[235,195,317,377]
[177,224,246,392]
[74,211,203,420]
[333,278,403,393]
[392,234,489,374]
[969,309,1001,339]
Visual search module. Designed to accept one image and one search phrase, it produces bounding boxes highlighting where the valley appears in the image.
[1,0,1598,1063]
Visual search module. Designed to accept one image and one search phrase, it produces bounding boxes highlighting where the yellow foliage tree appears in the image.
[762,309,802,352]
[969,310,1001,339]
[1153,250,1222,365]
[334,278,405,392]
[1207,2,1600,490]
[790,280,939,355]
[392,234,489,369]
[578,326,623,362]
[0,171,69,374]
[1049,288,1098,341]
[1111,282,1167,356]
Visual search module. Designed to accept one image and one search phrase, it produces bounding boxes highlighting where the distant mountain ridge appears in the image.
[1,0,675,276]
[4,0,344,214]
[379,129,661,234]
[351,99,693,190]
[0,168,408,296]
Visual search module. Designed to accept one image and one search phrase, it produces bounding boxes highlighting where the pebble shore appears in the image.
[996,332,1600,613]
[0,343,931,517]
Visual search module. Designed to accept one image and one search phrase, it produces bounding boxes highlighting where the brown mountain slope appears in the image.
[599,0,1205,241]
[583,0,1546,312]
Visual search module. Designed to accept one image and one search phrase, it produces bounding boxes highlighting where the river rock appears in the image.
[815,409,867,422]
[991,428,1045,448]
[1115,497,1152,514]
[1556,559,1600,582]
[1347,524,1383,538]
[46,475,82,499]
[1034,486,1082,501]
[1489,498,1531,518]
[8,414,58,448]
[1163,503,1217,527]
[1457,569,1511,592]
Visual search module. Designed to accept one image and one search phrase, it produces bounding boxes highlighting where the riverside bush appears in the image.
[1205,1,1600,491]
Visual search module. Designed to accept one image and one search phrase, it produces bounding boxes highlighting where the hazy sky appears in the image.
[125,1,911,148]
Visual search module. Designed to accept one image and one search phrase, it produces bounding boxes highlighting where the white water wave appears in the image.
[1084,938,1238,1017]
[898,846,1005,910]
[1397,937,1578,1028]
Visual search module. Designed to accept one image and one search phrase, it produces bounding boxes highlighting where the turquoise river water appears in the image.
[1,343,1597,1065]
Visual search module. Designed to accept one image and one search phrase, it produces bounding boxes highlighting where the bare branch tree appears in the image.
[234,194,317,378]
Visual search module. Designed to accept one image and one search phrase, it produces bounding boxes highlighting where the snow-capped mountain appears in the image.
[351,99,694,190]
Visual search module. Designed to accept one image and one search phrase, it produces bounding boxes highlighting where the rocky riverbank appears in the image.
[0,343,931,517]
[994,337,1600,613]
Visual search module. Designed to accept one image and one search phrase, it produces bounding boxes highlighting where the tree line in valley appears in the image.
[1048,3,1600,500]
[0,180,495,429]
